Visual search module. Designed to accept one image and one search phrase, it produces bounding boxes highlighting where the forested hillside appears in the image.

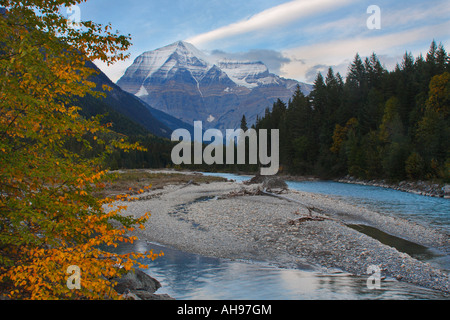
[254,41,450,182]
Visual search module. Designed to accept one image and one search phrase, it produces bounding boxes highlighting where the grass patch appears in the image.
[96,169,228,198]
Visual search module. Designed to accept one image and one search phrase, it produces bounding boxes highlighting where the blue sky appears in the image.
[75,0,450,83]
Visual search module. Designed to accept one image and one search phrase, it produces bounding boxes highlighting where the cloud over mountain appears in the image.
[210,49,291,76]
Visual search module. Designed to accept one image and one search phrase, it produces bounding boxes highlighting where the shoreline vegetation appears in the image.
[280,174,449,199]
[335,176,450,199]
[106,169,449,299]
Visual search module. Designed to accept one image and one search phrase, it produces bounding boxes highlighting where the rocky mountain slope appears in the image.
[79,60,195,138]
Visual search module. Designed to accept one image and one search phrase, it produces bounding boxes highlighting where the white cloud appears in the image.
[209,49,291,74]
[305,0,450,36]
[281,21,450,82]
[381,1,450,29]
[186,0,357,46]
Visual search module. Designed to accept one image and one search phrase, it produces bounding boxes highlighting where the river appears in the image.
[115,240,448,300]
[118,172,449,300]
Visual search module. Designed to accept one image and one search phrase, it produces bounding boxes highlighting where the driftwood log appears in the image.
[261,189,341,225]
[261,189,319,215]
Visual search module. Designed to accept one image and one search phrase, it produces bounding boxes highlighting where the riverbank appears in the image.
[201,170,450,198]
[107,170,449,296]
[336,176,450,199]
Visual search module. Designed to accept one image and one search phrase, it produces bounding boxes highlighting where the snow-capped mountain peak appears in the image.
[117,41,312,130]
[120,40,212,91]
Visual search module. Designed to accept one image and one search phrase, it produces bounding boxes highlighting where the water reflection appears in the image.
[347,224,436,261]
[114,240,449,300]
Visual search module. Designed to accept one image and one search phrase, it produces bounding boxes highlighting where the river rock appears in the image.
[244,174,266,185]
[262,177,288,191]
[114,268,174,300]
[114,269,161,294]
[132,291,176,300]
[443,184,450,197]
[244,174,288,192]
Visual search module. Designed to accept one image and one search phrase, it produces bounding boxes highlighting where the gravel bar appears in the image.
[108,180,450,294]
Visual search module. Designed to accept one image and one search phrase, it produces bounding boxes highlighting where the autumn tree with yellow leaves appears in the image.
[0,0,160,299]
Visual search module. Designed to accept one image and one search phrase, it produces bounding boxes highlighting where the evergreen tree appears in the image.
[240,115,248,131]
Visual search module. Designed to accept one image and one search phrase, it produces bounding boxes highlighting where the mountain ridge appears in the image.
[117,41,312,130]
